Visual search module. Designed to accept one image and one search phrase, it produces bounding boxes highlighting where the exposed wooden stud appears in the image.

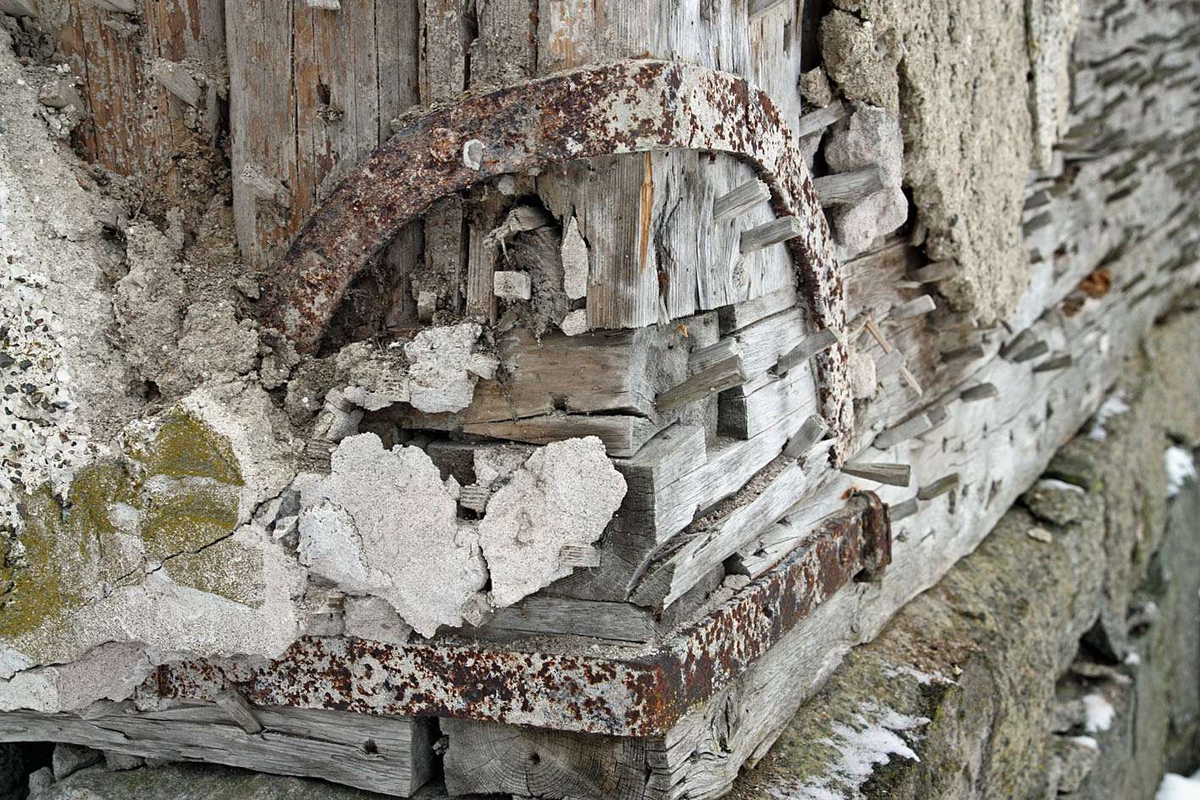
[214,689,263,735]
[1012,340,1051,363]
[890,294,937,320]
[776,329,838,373]
[656,355,747,411]
[558,544,601,568]
[888,496,920,522]
[713,179,771,221]
[748,0,788,17]
[960,382,1000,402]
[1033,353,1074,372]
[872,413,934,450]
[740,216,804,253]
[917,473,961,500]
[783,414,829,459]
[812,166,885,207]
[840,462,912,487]
[908,259,958,283]
[795,100,846,138]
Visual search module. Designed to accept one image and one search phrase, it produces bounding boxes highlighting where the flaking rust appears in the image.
[261,59,854,460]
[151,495,889,737]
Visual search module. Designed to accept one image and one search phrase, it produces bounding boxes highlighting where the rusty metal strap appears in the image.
[261,59,853,457]
[152,494,889,738]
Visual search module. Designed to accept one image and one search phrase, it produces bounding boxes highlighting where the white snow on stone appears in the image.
[1166,446,1197,498]
[1069,735,1099,751]
[768,703,930,800]
[1156,771,1200,800]
[1087,392,1129,440]
[1082,693,1115,733]
[1125,651,1141,666]
[1035,478,1087,495]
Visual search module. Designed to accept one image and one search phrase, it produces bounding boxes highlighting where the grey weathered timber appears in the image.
[794,100,847,138]
[917,473,961,500]
[908,258,959,283]
[783,414,830,459]
[656,354,747,412]
[0,704,435,796]
[872,412,934,450]
[960,382,1000,402]
[775,329,839,373]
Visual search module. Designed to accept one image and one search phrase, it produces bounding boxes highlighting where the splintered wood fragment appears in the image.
[740,216,804,253]
[748,0,788,17]
[812,166,884,207]
[795,100,846,138]
[888,496,919,522]
[840,461,912,487]
[890,294,937,320]
[151,59,201,108]
[656,356,746,411]
[908,259,957,283]
[713,179,771,221]
[215,689,263,735]
[943,344,986,362]
[458,485,490,513]
[776,329,838,373]
[1033,353,1074,372]
[493,271,532,300]
[783,415,829,459]
[863,317,892,352]
[1012,340,1051,363]
[917,473,960,500]
[960,382,999,402]
[873,413,934,450]
[900,365,923,396]
[558,544,601,568]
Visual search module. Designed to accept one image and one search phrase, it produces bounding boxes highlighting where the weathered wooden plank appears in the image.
[812,166,885,206]
[0,704,434,796]
[718,362,819,440]
[462,413,662,457]
[473,596,659,644]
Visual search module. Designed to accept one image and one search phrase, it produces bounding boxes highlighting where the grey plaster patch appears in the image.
[297,433,488,638]
[478,437,626,607]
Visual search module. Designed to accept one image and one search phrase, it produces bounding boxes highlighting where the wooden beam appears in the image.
[813,166,885,206]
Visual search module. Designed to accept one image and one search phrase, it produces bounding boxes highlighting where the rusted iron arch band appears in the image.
[263,58,854,457]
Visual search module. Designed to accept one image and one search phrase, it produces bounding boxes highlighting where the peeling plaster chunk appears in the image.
[561,216,589,299]
[824,105,908,257]
[493,271,532,301]
[297,434,487,637]
[478,437,626,607]
[344,596,412,644]
[560,309,588,336]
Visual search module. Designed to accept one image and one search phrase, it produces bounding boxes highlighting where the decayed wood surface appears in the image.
[0,702,435,796]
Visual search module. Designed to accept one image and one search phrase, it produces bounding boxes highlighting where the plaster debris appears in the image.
[561,215,589,299]
[820,0,1033,322]
[1082,692,1115,733]
[1027,0,1080,169]
[336,323,498,414]
[798,67,834,107]
[478,437,626,607]
[493,270,533,301]
[847,347,878,399]
[1166,446,1196,498]
[52,744,102,781]
[824,104,907,258]
[560,309,588,336]
[297,433,488,637]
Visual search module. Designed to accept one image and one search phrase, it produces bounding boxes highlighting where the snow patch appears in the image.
[768,703,930,800]
[1156,771,1200,800]
[1166,446,1197,498]
[1087,392,1129,440]
[1082,693,1115,733]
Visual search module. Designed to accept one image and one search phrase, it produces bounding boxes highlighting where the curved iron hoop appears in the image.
[262,59,852,456]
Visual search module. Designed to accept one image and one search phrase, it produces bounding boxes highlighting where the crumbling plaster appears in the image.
[821,0,1048,323]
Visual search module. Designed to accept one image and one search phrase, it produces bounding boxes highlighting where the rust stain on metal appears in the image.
[260,59,853,459]
[151,495,889,738]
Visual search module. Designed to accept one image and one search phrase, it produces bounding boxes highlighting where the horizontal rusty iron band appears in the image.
[151,494,889,738]
[260,58,853,458]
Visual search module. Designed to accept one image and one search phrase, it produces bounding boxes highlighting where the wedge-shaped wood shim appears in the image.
[776,328,839,373]
[740,215,804,253]
[152,496,889,738]
[908,259,958,283]
[917,473,960,500]
[960,382,1000,402]
[0,705,434,797]
[1012,340,1051,363]
[795,100,846,138]
[872,413,934,450]
[840,461,912,486]
[784,414,830,459]
[813,166,885,207]
[656,353,746,411]
[713,179,771,221]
